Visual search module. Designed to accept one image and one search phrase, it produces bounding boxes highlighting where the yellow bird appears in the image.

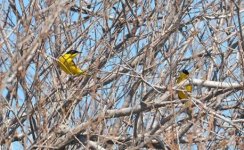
[176,69,192,99]
[57,50,87,75]
[176,69,193,117]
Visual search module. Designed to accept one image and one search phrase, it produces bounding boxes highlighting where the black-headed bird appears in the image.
[176,69,193,117]
[57,50,87,75]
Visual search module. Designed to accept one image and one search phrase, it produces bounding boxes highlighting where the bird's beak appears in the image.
[76,52,82,55]
[72,51,81,58]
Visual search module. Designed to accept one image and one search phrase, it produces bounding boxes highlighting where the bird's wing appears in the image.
[65,57,78,67]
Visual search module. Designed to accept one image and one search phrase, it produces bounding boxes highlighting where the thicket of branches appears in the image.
[0,0,243,149]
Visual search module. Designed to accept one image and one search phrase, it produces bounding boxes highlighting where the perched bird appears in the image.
[176,69,192,99]
[57,50,87,75]
[176,69,193,117]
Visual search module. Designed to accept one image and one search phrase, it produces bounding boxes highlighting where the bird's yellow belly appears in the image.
[178,84,192,99]
[178,91,188,99]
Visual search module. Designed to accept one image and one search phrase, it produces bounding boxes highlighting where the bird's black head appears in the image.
[66,50,80,54]
[182,69,189,75]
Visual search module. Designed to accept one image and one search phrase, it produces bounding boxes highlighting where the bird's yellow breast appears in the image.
[177,72,192,99]
[57,54,84,75]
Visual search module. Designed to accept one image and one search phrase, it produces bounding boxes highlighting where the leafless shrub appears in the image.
[0,0,243,149]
